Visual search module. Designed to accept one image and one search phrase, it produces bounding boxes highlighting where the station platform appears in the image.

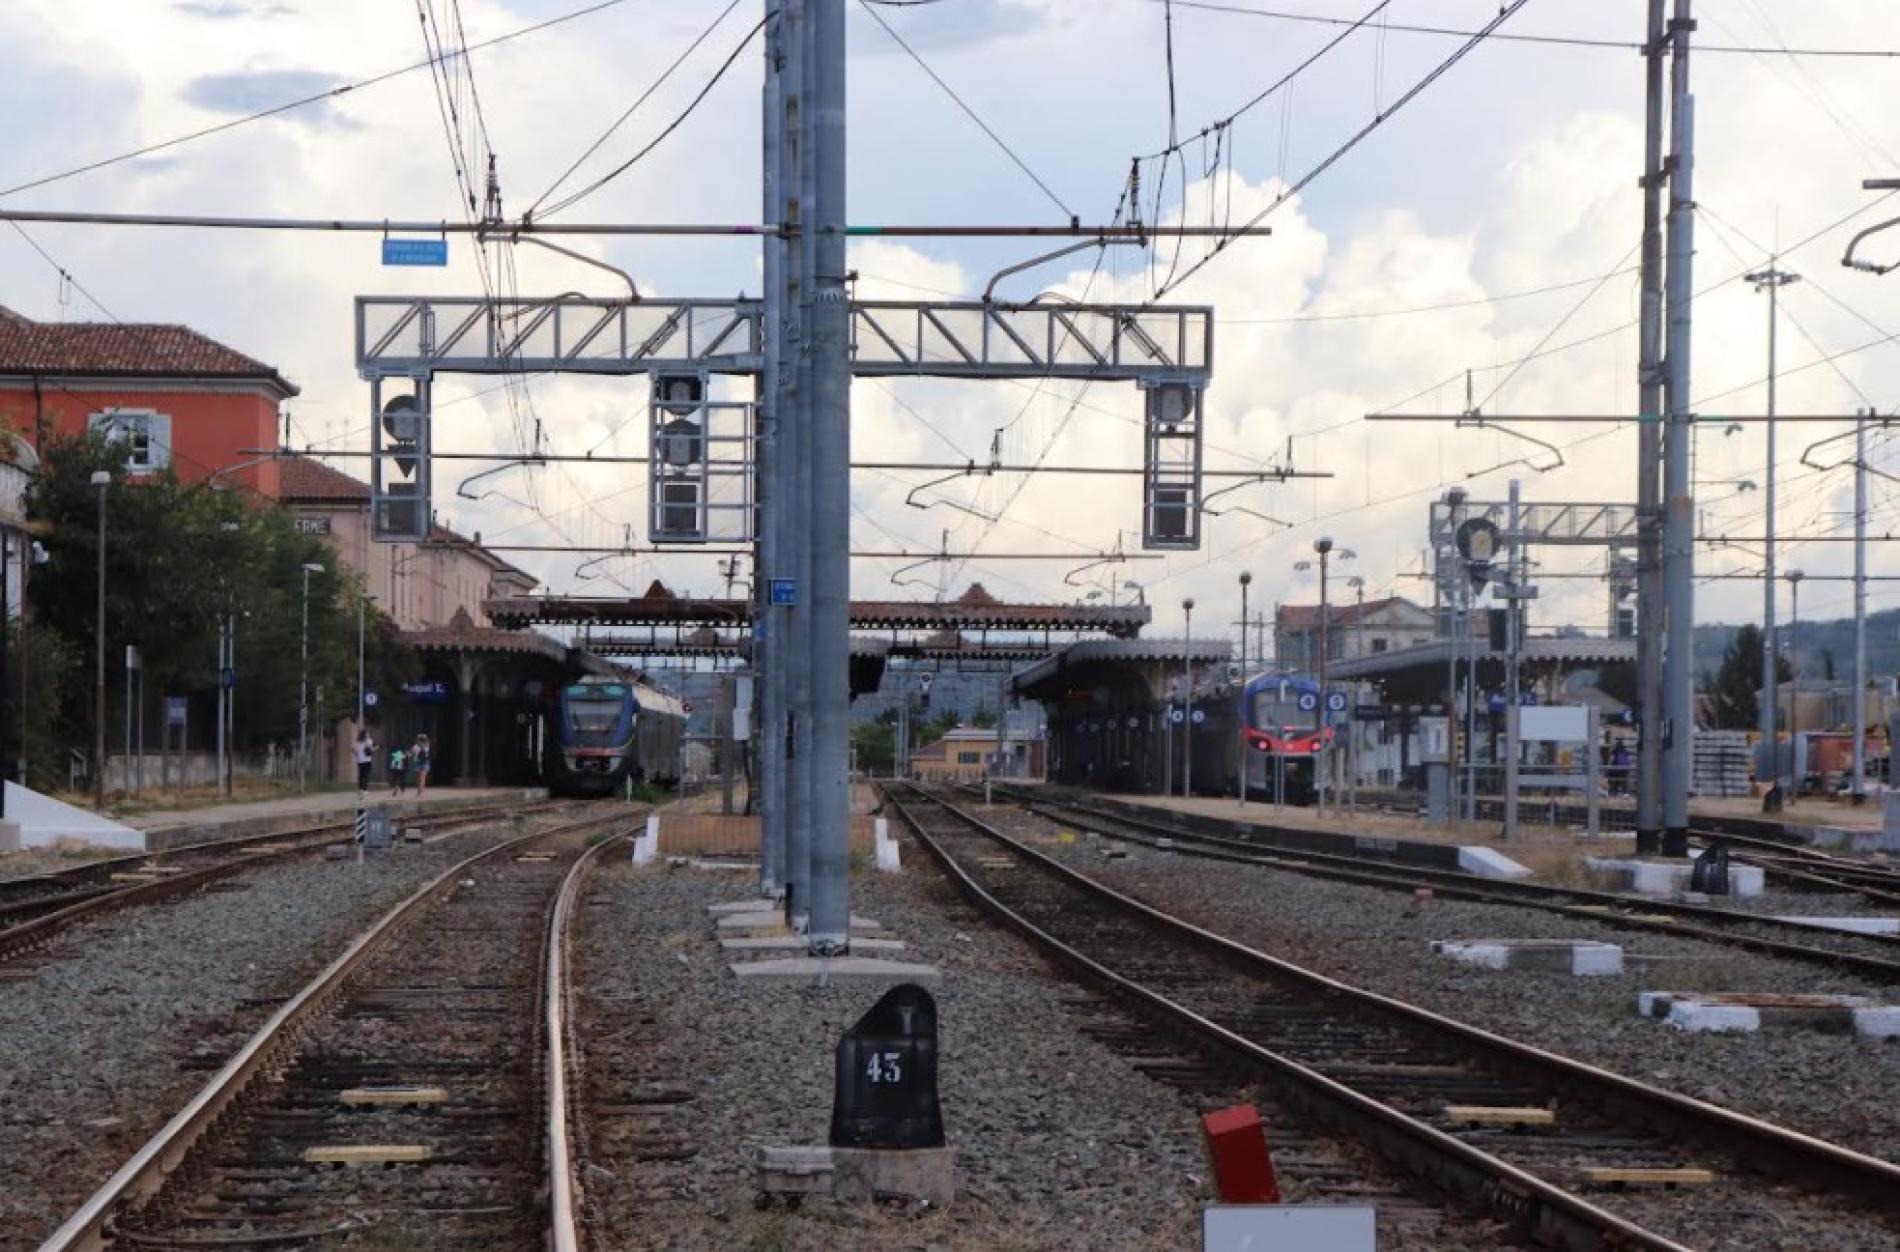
[126,786,545,852]
[1098,791,1631,876]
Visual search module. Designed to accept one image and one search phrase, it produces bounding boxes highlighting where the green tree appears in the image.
[970,704,997,729]
[23,435,417,773]
[852,719,896,775]
[1699,622,1790,730]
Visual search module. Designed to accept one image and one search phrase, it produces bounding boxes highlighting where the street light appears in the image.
[1786,568,1806,798]
[1123,579,1145,606]
[299,562,324,793]
[91,470,110,809]
[1182,597,1195,798]
[1238,572,1253,675]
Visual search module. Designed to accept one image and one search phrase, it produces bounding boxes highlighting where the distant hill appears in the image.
[1695,607,1900,683]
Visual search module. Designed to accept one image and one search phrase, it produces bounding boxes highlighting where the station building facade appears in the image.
[0,306,597,788]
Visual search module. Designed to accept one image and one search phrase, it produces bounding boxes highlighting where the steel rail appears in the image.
[0,798,561,964]
[885,785,1693,1252]
[544,831,627,1252]
[1009,789,1900,983]
[35,805,634,1252]
[892,784,1900,1213]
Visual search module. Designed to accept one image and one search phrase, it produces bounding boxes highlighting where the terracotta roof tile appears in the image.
[278,457,369,501]
[0,308,297,395]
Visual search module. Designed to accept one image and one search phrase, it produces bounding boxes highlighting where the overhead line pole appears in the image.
[1634,0,1668,856]
[1660,0,1698,857]
[758,10,786,901]
[1746,263,1798,797]
[782,0,814,935]
[1854,407,1869,802]
[806,0,853,955]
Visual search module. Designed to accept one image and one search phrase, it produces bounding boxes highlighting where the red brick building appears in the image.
[0,305,296,498]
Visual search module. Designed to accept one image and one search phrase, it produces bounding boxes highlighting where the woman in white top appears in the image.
[353,730,376,793]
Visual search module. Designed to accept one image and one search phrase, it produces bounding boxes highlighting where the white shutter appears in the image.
[147,412,173,469]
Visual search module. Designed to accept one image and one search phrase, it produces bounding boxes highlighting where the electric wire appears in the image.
[856,0,1074,219]
[1144,0,1900,58]
[527,0,746,219]
[534,14,768,220]
[0,0,636,202]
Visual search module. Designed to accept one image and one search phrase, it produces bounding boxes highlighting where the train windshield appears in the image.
[1250,686,1314,733]
[565,687,630,741]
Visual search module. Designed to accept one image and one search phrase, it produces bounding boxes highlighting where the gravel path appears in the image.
[574,857,1521,1251]
[0,808,586,1251]
[977,804,1900,1217]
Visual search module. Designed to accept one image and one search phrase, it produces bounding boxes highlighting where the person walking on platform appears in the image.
[412,734,432,797]
[388,743,408,796]
[353,729,376,793]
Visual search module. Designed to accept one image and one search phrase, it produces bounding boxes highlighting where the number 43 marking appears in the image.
[865,1050,904,1083]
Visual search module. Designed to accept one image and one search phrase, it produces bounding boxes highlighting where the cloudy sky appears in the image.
[4,0,1898,642]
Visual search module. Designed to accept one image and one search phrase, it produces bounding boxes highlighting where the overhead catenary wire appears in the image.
[527,0,746,219]
[1145,0,1900,58]
[533,14,768,220]
[856,0,1074,219]
[0,0,637,202]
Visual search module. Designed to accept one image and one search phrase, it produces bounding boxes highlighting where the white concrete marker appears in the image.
[1639,990,1900,1037]
[1773,916,1900,937]
[7,782,144,850]
[1457,846,1534,879]
[1585,856,1764,897]
[1433,939,1624,976]
[1204,1206,1376,1252]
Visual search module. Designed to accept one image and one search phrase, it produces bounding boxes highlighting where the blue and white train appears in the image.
[547,676,688,797]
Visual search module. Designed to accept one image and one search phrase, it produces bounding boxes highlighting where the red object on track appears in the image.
[1200,1103,1280,1203]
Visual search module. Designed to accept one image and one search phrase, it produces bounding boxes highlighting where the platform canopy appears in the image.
[486,582,1150,639]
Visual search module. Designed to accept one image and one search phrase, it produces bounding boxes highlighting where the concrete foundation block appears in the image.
[1457,846,1533,879]
[0,819,20,854]
[1433,939,1624,976]
[1584,856,1764,897]
[757,1145,956,1206]
[757,1145,835,1197]
[721,935,908,955]
[708,898,775,916]
[729,956,942,989]
[830,1146,956,1206]
[717,910,882,939]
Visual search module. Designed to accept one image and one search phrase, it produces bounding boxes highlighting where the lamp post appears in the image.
[1182,597,1195,798]
[299,562,324,793]
[1315,539,1333,813]
[1786,568,1805,798]
[91,470,110,809]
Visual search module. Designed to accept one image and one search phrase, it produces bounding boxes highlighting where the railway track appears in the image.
[34,803,631,1252]
[0,797,568,967]
[888,783,1900,1252]
[996,788,1900,983]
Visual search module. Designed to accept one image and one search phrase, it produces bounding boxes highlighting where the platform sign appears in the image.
[403,679,450,704]
[381,237,448,267]
[164,696,187,728]
[1191,708,1207,725]
[1325,692,1348,714]
[1168,707,1185,725]
[364,691,380,709]
[831,983,943,1150]
[769,577,798,606]
[1296,692,1319,714]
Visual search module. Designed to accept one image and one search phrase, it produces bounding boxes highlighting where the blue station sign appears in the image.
[382,238,449,267]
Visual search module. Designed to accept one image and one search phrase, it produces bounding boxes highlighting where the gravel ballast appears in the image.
[575,854,1521,1251]
[972,801,1900,1248]
[0,810,590,1250]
